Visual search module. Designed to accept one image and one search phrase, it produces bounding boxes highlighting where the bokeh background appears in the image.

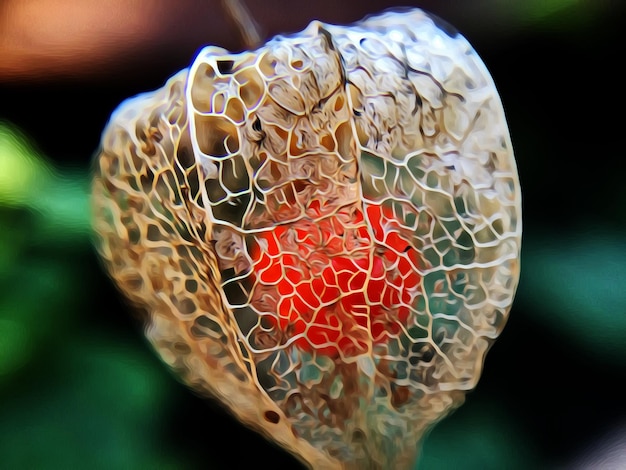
[1,0,625,468]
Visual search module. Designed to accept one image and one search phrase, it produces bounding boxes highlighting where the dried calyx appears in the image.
[92,8,521,469]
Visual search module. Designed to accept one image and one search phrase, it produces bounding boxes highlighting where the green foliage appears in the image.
[0,339,183,469]
[519,231,626,364]
[418,400,538,470]
[0,121,200,468]
[0,122,91,239]
[1,122,90,381]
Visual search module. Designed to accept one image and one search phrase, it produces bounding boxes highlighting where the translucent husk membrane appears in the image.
[92,8,521,469]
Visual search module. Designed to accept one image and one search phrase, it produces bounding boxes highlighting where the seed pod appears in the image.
[92,8,521,469]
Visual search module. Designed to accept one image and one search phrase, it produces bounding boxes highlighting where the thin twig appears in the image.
[221,0,263,49]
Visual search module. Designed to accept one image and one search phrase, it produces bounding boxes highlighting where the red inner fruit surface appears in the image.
[250,202,421,357]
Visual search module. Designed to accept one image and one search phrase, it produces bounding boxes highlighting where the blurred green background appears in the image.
[1,0,624,468]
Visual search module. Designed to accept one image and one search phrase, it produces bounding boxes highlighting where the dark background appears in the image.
[1,0,625,468]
